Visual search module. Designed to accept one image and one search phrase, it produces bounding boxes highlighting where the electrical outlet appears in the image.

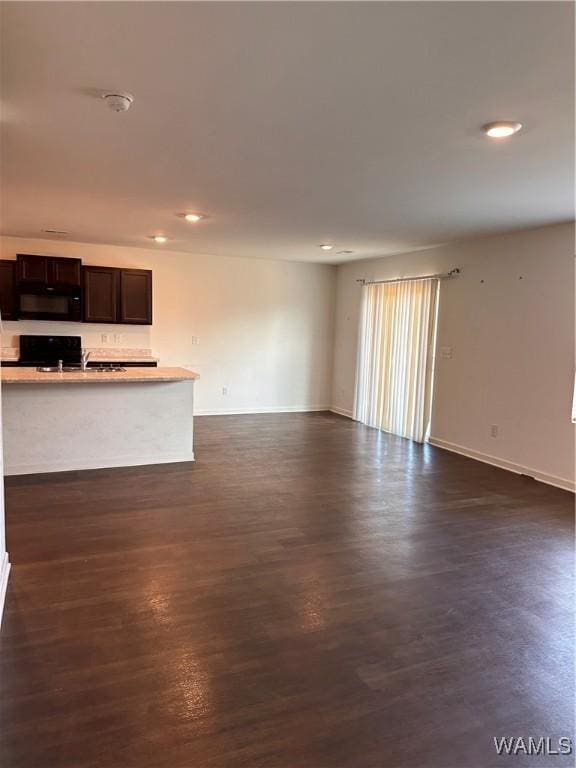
[113,333,122,345]
[191,336,199,345]
[440,346,453,359]
[222,386,228,396]
[490,425,499,438]
[101,333,109,344]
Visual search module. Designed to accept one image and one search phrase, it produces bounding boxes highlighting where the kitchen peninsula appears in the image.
[1,366,199,475]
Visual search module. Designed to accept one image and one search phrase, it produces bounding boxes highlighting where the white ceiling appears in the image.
[0,1,573,264]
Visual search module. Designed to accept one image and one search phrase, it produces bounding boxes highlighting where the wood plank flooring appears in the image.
[0,412,573,767]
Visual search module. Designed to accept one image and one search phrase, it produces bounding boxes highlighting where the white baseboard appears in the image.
[0,552,10,629]
[428,437,575,493]
[5,451,195,477]
[194,405,331,416]
[329,406,355,419]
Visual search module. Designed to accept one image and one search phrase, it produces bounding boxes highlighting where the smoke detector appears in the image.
[102,91,134,113]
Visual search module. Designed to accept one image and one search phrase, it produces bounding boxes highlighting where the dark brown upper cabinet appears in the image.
[17,254,49,284]
[17,254,81,289]
[0,260,18,320]
[50,257,81,287]
[83,266,119,324]
[120,269,152,325]
[83,266,152,325]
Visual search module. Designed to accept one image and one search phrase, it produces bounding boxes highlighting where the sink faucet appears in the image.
[81,350,91,371]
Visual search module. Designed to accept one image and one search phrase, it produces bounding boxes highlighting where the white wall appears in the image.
[0,237,337,414]
[0,312,10,625]
[332,222,575,490]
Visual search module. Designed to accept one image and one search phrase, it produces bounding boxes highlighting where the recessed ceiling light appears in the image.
[150,235,168,244]
[482,121,523,139]
[182,213,206,223]
[319,244,334,251]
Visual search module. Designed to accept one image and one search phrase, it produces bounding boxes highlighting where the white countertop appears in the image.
[0,366,199,384]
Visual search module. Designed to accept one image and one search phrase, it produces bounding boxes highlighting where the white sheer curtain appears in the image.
[354,278,439,443]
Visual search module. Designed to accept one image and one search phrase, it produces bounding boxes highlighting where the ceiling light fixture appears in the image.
[482,121,523,139]
[319,244,334,251]
[150,235,168,244]
[181,213,206,223]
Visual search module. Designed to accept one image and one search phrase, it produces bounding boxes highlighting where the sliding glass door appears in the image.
[354,278,439,443]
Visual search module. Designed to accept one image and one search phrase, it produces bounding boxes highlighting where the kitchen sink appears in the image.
[37,366,68,372]
[36,366,126,373]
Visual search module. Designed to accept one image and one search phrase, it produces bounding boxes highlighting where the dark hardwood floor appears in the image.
[0,412,573,767]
